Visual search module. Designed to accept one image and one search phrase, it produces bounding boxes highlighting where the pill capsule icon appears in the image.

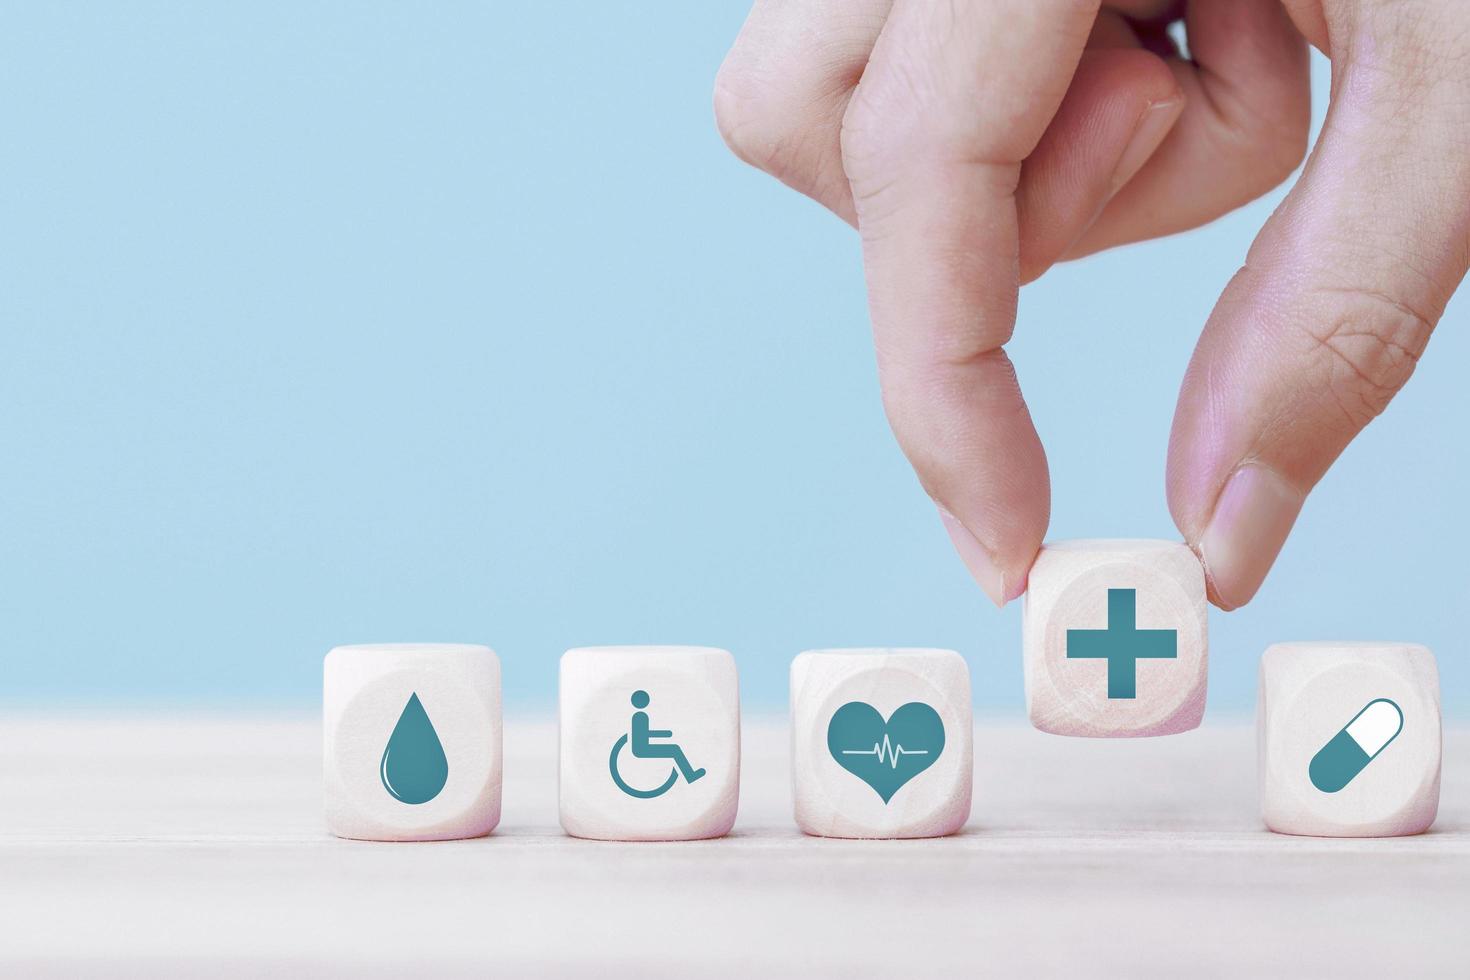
[1308,698,1404,793]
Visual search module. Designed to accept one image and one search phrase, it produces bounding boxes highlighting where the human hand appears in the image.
[715,1,1470,609]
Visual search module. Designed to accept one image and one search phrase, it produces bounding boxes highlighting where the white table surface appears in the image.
[1,714,1466,977]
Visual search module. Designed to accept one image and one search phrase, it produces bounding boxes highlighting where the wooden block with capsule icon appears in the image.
[1258,642,1440,837]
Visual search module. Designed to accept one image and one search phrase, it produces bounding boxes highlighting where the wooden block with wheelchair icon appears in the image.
[558,645,740,841]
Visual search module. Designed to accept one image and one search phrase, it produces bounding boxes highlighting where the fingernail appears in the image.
[1111,97,1183,192]
[1197,463,1304,610]
[938,506,1008,608]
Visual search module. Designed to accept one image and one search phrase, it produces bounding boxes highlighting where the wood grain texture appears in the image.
[1,714,1467,977]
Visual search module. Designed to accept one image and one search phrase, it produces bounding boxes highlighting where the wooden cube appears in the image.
[559,646,739,841]
[1023,539,1208,737]
[791,648,972,839]
[323,643,501,841]
[1259,642,1440,837]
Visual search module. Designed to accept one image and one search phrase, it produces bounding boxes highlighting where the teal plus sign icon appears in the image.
[1066,588,1177,699]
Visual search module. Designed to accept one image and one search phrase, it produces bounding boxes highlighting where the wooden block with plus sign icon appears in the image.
[1023,539,1208,737]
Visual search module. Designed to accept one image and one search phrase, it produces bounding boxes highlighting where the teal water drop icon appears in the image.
[379,693,449,805]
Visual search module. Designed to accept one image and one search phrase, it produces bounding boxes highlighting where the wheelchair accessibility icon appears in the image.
[608,690,706,799]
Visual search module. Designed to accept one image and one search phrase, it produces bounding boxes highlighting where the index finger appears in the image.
[841,0,1101,604]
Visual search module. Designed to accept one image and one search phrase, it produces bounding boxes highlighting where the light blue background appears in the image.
[2,4,1464,715]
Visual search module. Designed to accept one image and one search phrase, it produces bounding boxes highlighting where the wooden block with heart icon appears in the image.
[790,648,971,839]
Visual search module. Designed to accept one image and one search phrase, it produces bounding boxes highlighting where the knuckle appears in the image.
[714,43,851,190]
[838,76,906,181]
[840,86,1017,228]
[838,64,971,179]
[838,90,914,222]
[712,53,781,171]
[838,47,972,187]
[1301,286,1435,429]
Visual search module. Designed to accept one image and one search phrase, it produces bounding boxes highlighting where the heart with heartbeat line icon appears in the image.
[827,701,945,803]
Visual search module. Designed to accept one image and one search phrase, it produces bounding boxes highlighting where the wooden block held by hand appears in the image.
[1024,539,1207,738]
[1259,642,1440,837]
[559,646,739,841]
[792,648,972,839]
[324,643,502,841]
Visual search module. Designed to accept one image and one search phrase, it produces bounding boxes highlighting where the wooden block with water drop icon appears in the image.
[1258,642,1440,837]
[790,648,972,839]
[324,643,502,841]
[559,646,739,841]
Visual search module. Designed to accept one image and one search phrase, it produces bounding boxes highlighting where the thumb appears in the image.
[1167,4,1470,609]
